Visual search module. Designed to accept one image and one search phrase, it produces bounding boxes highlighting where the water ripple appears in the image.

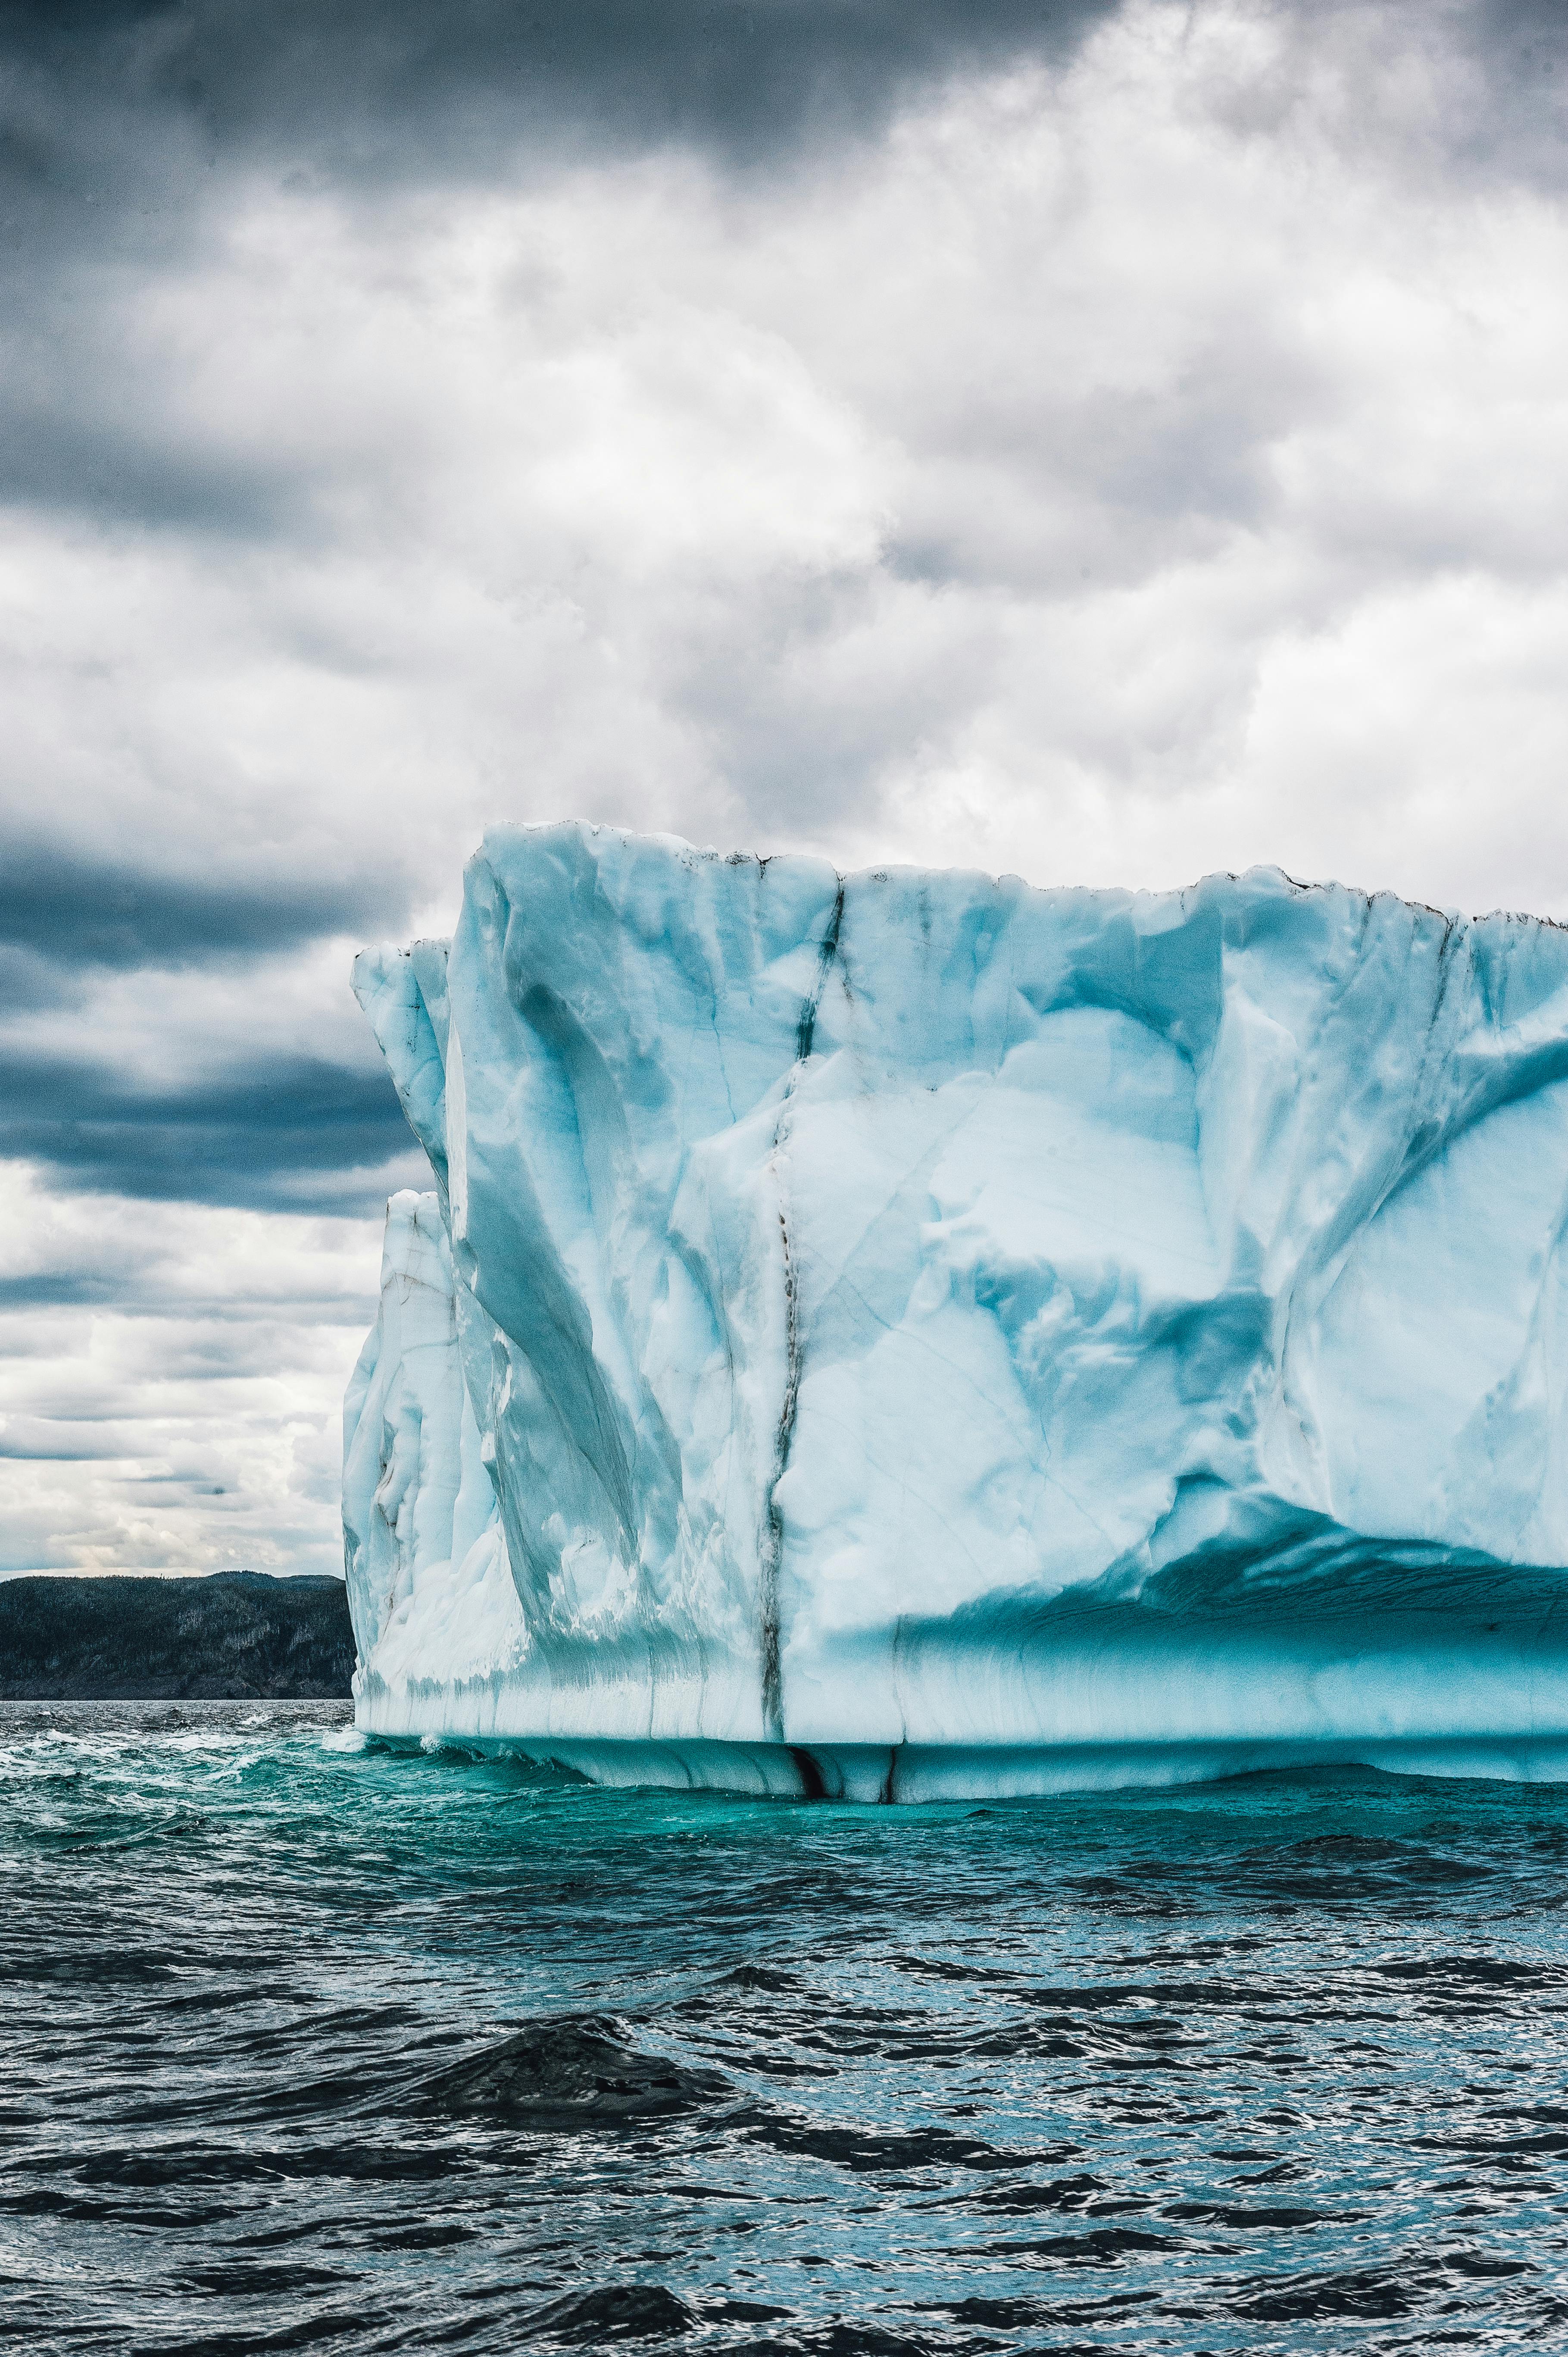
[3,1701,1567,2354]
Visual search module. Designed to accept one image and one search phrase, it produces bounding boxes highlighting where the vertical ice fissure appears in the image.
[759,880,845,1743]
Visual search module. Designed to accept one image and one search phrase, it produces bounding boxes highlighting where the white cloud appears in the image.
[0,1171,378,1575]
[6,2,1567,900]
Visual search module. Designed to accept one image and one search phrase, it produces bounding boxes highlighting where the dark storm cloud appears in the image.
[0,1263,373,1316]
[1,0,1124,193]
[1,1043,421,1211]
[0,944,78,1012]
[1,0,1563,225]
[0,0,1559,551]
[1474,1,1568,174]
[0,399,305,536]
[0,841,409,971]
[1480,0,1568,56]
[0,1271,124,1309]
[0,0,1115,542]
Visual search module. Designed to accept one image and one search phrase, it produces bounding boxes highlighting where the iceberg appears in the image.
[342,823,1568,1797]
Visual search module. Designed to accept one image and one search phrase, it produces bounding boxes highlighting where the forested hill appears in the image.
[0,1571,355,1699]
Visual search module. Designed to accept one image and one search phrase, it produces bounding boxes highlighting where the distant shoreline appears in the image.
[0,1571,355,1700]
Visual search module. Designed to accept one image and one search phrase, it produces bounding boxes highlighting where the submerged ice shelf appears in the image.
[342,823,1568,1798]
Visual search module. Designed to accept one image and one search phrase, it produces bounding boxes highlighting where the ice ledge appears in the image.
[355,1721,1568,1804]
[352,1549,1568,1795]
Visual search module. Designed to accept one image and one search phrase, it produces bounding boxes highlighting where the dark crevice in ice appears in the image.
[760,881,845,1743]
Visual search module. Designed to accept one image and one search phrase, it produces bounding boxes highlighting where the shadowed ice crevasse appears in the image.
[341,822,1568,1798]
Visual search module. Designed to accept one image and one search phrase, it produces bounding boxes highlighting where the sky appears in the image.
[3,0,1567,1579]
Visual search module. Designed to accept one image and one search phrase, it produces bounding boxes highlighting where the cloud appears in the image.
[0,840,409,970]
[0,1044,422,1211]
[0,1270,131,1310]
[0,1172,381,1573]
[2,0,1124,199]
[9,3,1561,900]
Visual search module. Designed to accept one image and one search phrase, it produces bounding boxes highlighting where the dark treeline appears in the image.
[0,1571,354,1699]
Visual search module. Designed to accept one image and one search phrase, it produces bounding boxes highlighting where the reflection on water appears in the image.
[4,1700,1568,2354]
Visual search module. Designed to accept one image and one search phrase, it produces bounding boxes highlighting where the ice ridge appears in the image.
[342,822,1568,1797]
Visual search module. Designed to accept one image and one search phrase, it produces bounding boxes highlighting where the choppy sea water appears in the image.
[4,1704,1568,2355]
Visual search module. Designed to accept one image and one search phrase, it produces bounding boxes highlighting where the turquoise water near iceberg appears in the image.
[5,1701,1568,2354]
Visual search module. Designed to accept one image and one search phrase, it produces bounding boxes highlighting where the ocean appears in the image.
[4,1701,1566,2355]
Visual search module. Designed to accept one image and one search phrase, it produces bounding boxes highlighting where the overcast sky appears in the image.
[4,0,1567,1578]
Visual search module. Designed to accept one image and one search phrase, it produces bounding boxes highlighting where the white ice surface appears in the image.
[342,824,1568,1797]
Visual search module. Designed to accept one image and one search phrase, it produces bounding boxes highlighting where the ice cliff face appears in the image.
[343,823,1568,1797]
